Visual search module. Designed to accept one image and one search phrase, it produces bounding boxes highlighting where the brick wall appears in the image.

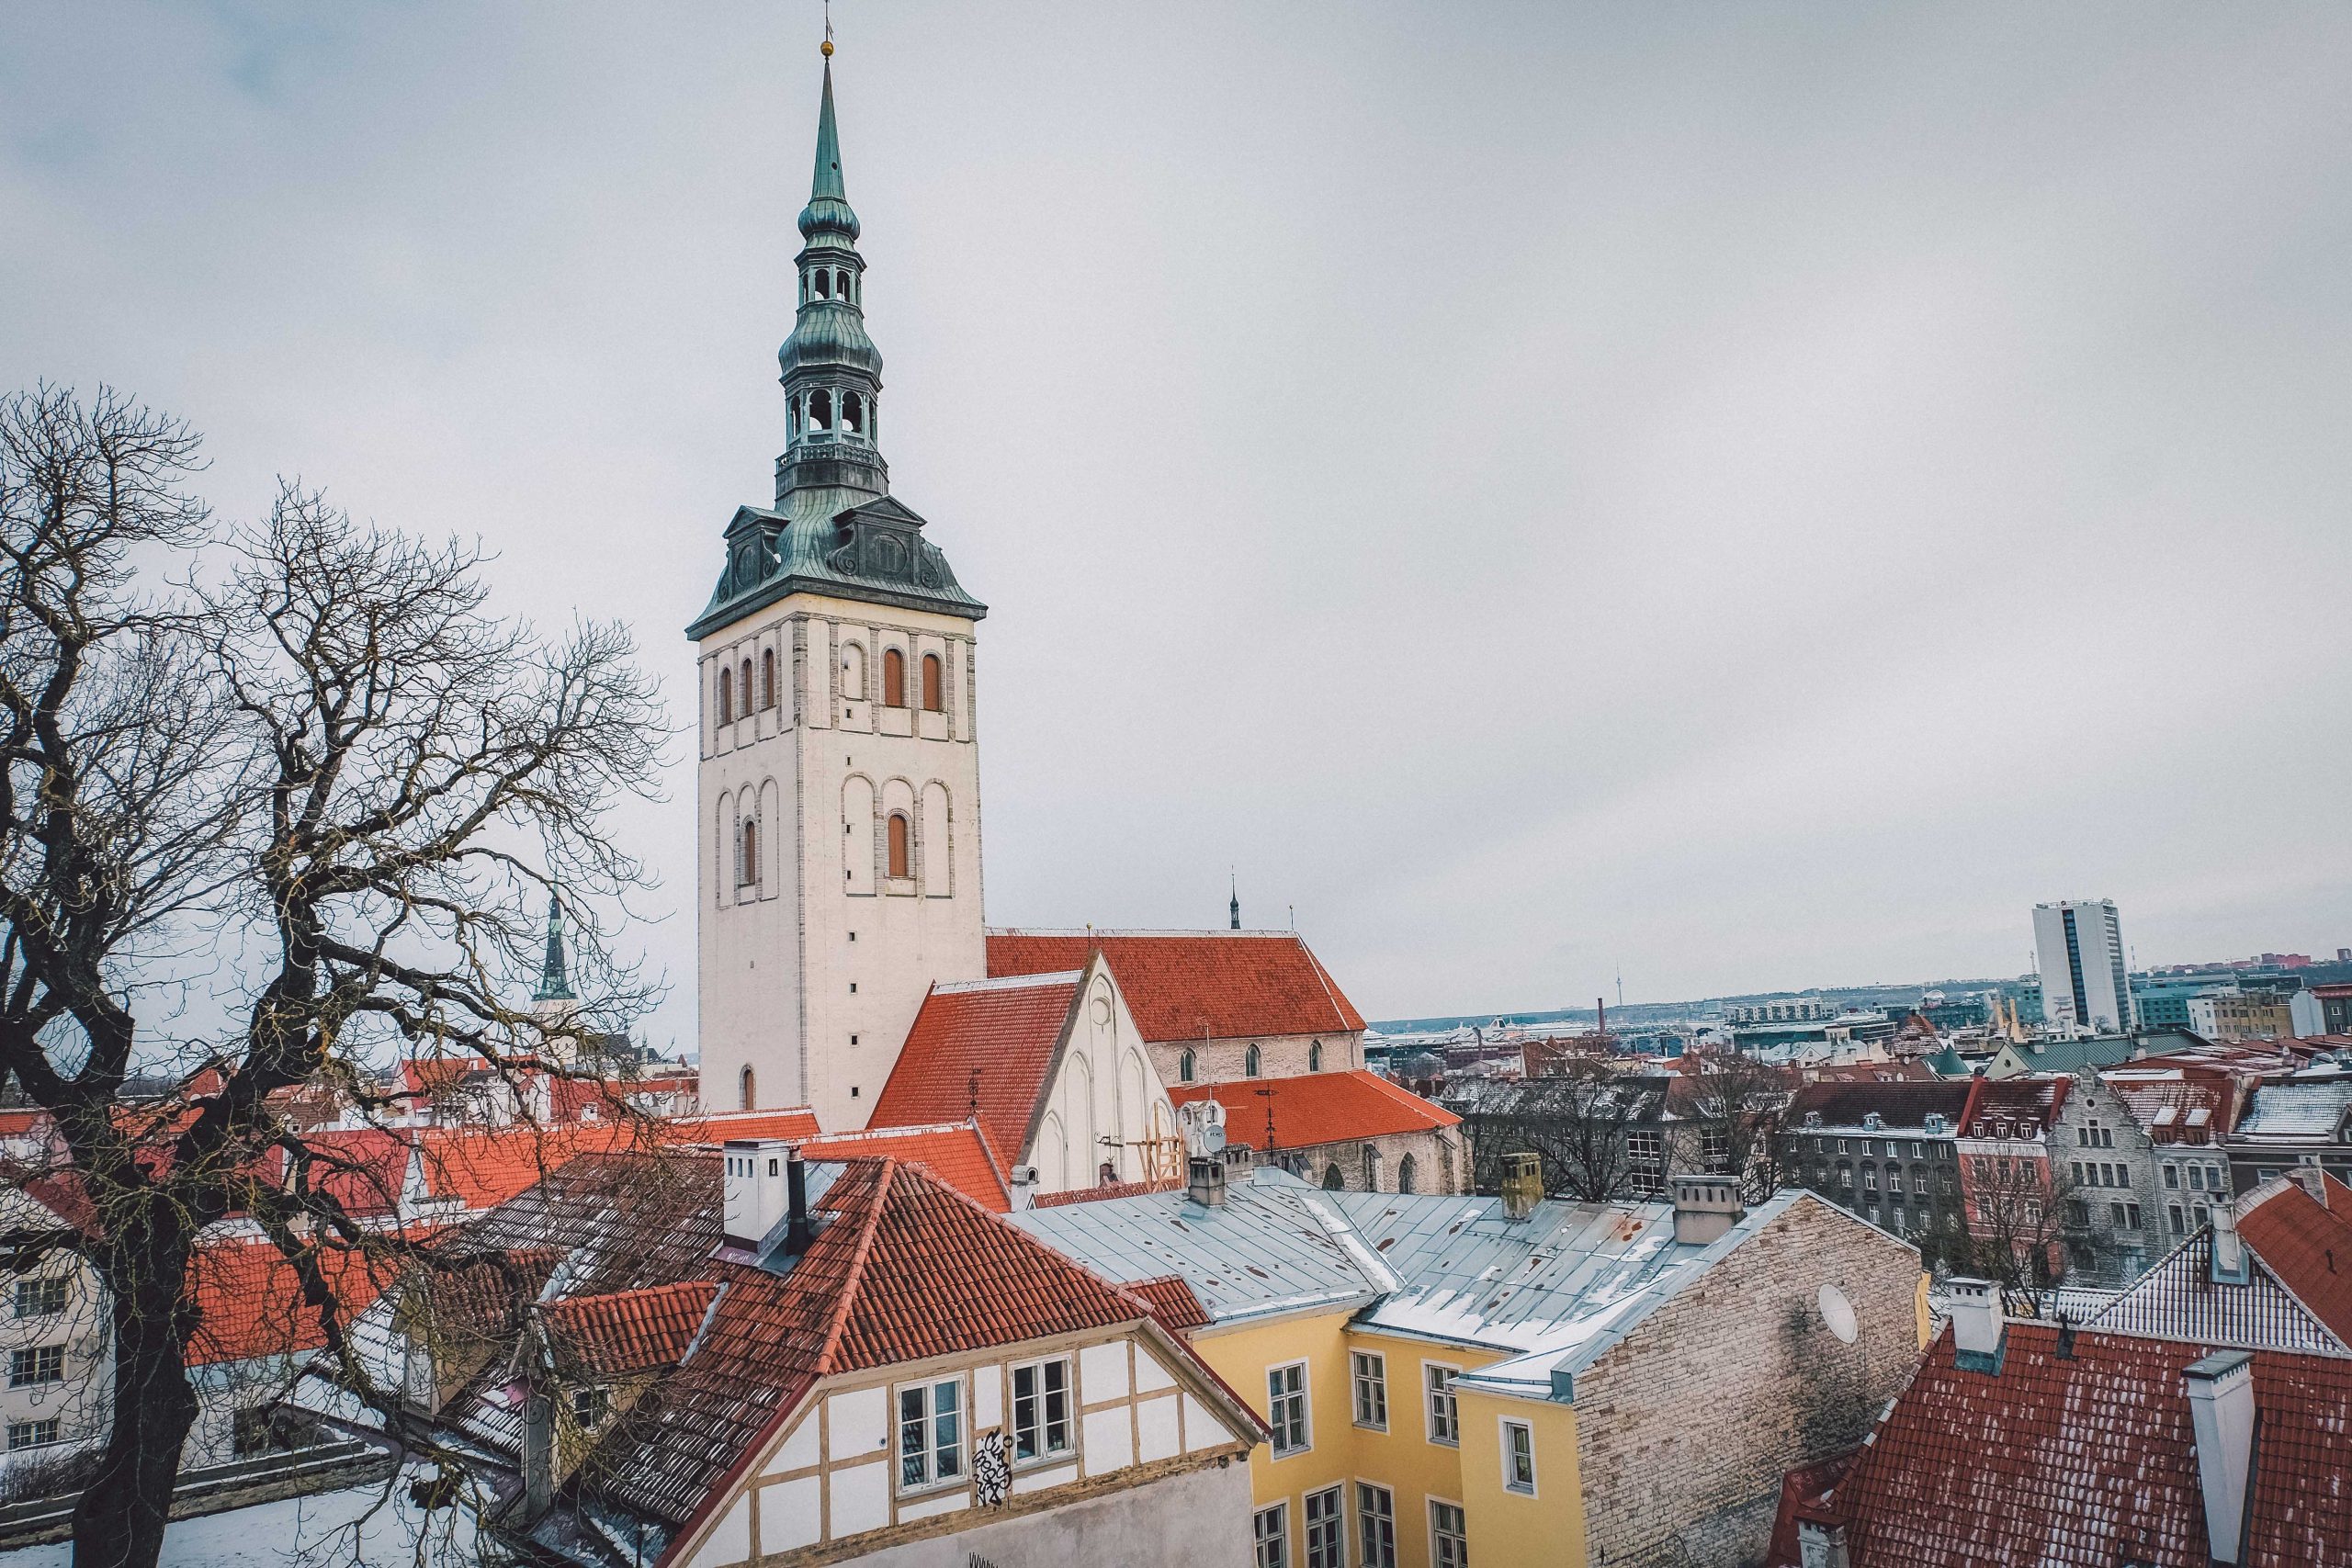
[1571,1196,1920,1568]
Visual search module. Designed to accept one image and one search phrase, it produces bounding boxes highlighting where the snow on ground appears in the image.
[0,1467,477,1568]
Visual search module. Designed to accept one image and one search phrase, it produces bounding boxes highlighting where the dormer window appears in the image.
[1803,1111,1822,1129]
[1924,1113,1948,1135]
[1863,1111,1883,1132]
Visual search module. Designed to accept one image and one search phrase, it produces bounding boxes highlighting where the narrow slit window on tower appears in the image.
[738,818,759,886]
[718,667,733,726]
[882,648,906,707]
[740,1066,755,1111]
[887,812,910,879]
[741,659,754,714]
[921,653,944,712]
[761,649,776,709]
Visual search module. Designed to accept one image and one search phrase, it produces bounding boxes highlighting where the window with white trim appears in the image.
[1304,1485,1344,1568]
[1430,1499,1469,1568]
[1267,1361,1310,1456]
[1425,1362,1460,1445]
[13,1277,67,1318]
[1501,1416,1536,1495]
[7,1418,60,1450]
[1253,1503,1288,1568]
[896,1376,963,1491]
[10,1346,63,1387]
[1351,1349,1388,1428]
[1012,1357,1072,1462]
[1357,1482,1398,1568]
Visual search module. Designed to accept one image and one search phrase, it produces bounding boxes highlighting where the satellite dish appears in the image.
[1203,1121,1227,1155]
[1817,1282,1859,1344]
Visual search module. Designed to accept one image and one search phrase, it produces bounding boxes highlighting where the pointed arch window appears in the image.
[760,649,776,710]
[1322,1164,1345,1191]
[1398,1155,1419,1195]
[1245,1044,1261,1078]
[882,648,906,707]
[1179,1049,1196,1084]
[1308,1042,1323,1073]
[740,1066,756,1111]
[921,653,944,713]
[718,666,734,726]
[887,812,910,880]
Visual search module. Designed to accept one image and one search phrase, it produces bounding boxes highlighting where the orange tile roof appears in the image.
[412,1108,825,1211]
[868,976,1080,1168]
[1125,1273,1210,1333]
[797,1121,1011,1212]
[1031,1176,1182,1209]
[183,1238,405,1367]
[987,930,1364,1043]
[541,1280,721,1379]
[2235,1174,2352,1348]
[1168,1069,1457,1149]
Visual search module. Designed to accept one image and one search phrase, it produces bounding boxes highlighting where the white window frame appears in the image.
[895,1374,965,1495]
[6,1417,61,1450]
[1253,1501,1290,1568]
[1424,1361,1460,1446]
[1011,1355,1074,1465]
[1500,1414,1537,1495]
[1430,1497,1470,1568]
[1304,1483,1345,1568]
[1356,1480,1399,1568]
[1351,1349,1388,1430]
[1267,1359,1312,1457]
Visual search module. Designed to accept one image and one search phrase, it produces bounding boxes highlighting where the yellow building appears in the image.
[1016,1162,1927,1568]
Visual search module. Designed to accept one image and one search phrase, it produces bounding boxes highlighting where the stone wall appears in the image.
[1571,1195,1921,1568]
[1153,1032,1363,1089]
[1286,1127,1466,1195]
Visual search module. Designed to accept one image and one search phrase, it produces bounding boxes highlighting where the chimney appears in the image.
[783,1150,811,1258]
[2183,1349,2257,1566]
[1946,1277,2005,1372]
[1794,1519,1851,1568]
[2211,1203,2252,1285]
[1669,1172,1743,1246]
[722,1138,794,1250]
[1500,1153,1544,1221]
[2289,1165,2327,1204]
[520,1384,554,1518]
[1009,1164,1038,1212]
[1186,1154,1227,1208]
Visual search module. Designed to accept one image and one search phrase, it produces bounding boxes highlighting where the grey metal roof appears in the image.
[1008,1168,1390,1325]
[2235,1079,2352,1141]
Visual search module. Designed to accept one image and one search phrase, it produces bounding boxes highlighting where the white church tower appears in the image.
[693,48,987,1130]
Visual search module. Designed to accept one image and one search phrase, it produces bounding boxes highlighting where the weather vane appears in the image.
[821,0,834,57]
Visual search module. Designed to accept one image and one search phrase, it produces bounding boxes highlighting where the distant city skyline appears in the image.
[5,4,2349,1049]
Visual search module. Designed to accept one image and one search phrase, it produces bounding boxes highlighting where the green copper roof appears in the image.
[798,62,859,242]
[688,497,985,640]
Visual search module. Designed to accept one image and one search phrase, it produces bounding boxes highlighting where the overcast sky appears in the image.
[7,3,2351,1045]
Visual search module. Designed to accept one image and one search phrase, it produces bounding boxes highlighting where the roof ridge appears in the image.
[932,970,1084,995]
[812,1158,896,1378]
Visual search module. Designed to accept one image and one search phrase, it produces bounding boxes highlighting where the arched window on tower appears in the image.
[882,648,906,707]
[760,649,776,710]
[740,1066,756,1111]
[841,642,865,700]
[814,269,832,299]
[842,391,865,436]
[1308,1042,1324,1073]
[887,812,910,879]
[1178,1049,1195,1084]
[921,653,944,713]
[718,666,733,726]
[1245,1044,1261,1078]
[1322,1163,1345,1191]
[810,389,833,432]
[737,818,758,886]
[1397,1155,1419,1195]
[741,659,753,714]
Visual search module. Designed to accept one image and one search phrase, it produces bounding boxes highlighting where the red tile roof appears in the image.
[541,1281,721,1379]
[1168,1070,1456,1149]
[796,1121,1011,1212]
[184,1238,404,1367]
[2101,1067,2237,1145]
[264,1127,413,1218]
[987,930,1364,1043]
[1800,1321,2352,1567]
[411,1108,825,1211]
[1031,1176,1182,1209]
[868,976,1080,1168]
[1959,1074,2069,1139]
[1125,1273,1211,1333]
[2234,1173,2352,1347]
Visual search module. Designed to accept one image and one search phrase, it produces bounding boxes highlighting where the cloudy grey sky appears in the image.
[6,3,2350,1045]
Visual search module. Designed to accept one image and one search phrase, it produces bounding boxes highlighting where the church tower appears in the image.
[691,48,987,1131]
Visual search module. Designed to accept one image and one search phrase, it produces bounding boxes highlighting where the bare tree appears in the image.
[1451,1060,1667,1201]
[0,387,665,1568]
[1954,1150,2078,1314]
[1676,1048,1795,1201]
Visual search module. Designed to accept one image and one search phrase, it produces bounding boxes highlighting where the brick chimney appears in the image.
[2183,1349,2256,1565]
[1669,1173,1743,1246]
[1946,1277,2005,1373]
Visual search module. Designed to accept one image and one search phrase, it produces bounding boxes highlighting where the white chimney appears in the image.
[2211,1204,2251,1285]
[2183,1348,2256,1565]
[1946,1277,2005,1371]
[1669,1173,1744,1246]
[1009,1165,1039,1212]
[723,1138,794,1249]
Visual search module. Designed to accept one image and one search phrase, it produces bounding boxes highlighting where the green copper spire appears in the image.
[536,892,576,1004]
[799,60,858,241]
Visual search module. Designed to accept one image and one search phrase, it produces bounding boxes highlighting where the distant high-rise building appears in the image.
[2031,899,2136,1033]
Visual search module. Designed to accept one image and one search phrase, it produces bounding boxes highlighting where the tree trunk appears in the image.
[72,1211,199,1568]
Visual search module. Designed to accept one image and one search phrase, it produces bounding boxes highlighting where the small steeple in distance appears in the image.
[1229,874,1241,931]
[536,892,577,1004]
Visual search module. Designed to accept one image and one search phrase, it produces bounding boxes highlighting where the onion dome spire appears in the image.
[776,48,887,503]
